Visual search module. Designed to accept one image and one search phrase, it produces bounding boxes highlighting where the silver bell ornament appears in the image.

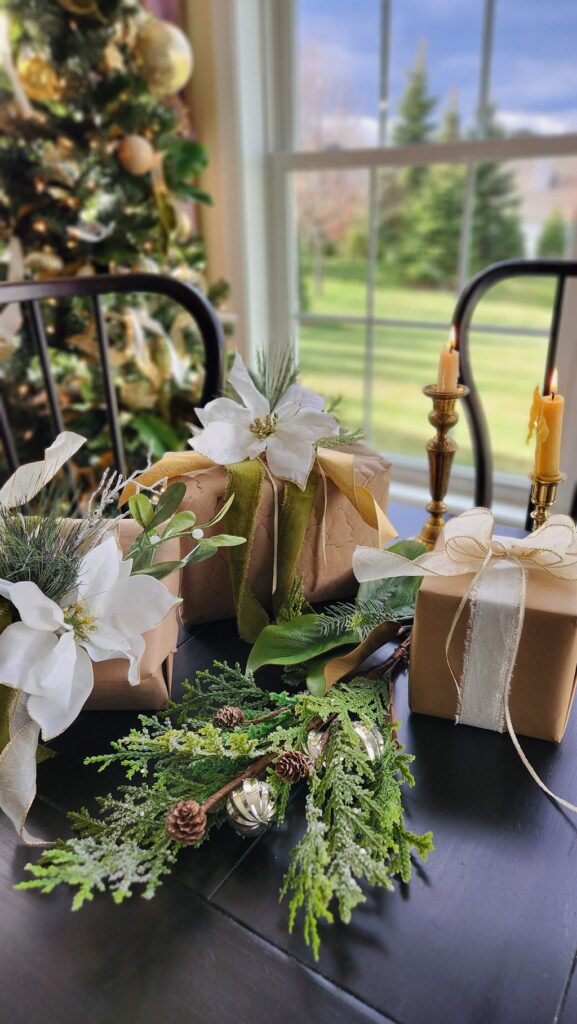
[307,723,384,764]
[353,722,385,762]
[226,779,276,837]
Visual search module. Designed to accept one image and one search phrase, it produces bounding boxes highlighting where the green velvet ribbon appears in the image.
[224,462,318,643]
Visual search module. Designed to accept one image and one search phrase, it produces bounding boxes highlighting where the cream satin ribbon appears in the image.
[119,447,397,549]
[354,508,577,814]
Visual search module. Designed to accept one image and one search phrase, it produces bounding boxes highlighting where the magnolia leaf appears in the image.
[305,646,357,697]
[247,614,358,673]
[128,492,154,529]
[161,511,197,539]
[149,483,186,528]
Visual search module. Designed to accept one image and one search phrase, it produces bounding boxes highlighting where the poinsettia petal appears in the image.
[0,622,59,691]
[228,353,270,418]
[265,435,315,490]
[278,384,326,411]
[195,397,252,429]
[98,574,180,639]
[82,634,145,686]
[284,407,340,441]
[4,581,65,632]
[191,420,256,464]
[76,535,121,603]
[28,640,94,740]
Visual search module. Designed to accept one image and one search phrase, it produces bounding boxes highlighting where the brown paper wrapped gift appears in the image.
[176,444,391,625]
[86,520,181,711]
[409,570,577,742]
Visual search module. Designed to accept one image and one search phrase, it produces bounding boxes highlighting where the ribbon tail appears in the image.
[0,693,46,844]
[504,703,577,815]
[224,460,269,643]
[273,470,318,622]
[262,460,279,595]
[317,447,397,548]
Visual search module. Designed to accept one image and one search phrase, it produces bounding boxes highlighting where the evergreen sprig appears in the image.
[17,661,433,957]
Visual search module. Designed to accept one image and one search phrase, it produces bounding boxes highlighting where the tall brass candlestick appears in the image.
[416,384,469,550]
[529,472,565,531]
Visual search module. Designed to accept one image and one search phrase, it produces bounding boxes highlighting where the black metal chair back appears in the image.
[0,272,225,477]
[453,259,577,514]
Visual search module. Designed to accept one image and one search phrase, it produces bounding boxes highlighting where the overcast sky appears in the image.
[298,0,577,142]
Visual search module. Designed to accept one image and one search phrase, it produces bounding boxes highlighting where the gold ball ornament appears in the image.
[117,135,155,176]
[17,54,64,103]
[136,19,193,95]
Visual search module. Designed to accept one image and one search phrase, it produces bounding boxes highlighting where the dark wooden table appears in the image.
[2,504,577,1024]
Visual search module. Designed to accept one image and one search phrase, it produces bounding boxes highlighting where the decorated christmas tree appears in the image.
[0,0,228,485]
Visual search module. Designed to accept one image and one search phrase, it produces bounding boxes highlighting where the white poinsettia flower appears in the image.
[190,353,339,489]
[0,535,179,741]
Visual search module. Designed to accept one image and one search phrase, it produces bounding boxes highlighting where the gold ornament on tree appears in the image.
[17,53,64,103]
[135,18,193,95]
[117,134,155,176]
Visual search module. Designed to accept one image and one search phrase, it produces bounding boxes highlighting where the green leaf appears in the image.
[161,511,197,539]
[149,483,187,528]
[163,140,209,189]
[208,534,246,547]
[247,615,358,673]
[170,182,214,205]
[128,493,154,529]
[182,541,219,565]
[204,492,235,528]
[131,560,183,580]
[131,413,182,459]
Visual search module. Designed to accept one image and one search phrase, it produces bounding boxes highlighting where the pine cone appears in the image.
[214,705,245,728]
[275,750,313,784]
[165,800,207,844]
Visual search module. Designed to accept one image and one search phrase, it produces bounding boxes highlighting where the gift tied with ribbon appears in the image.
[354,508,577,814]
[121,447,396,643]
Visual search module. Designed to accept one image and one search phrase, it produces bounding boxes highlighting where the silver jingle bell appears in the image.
[226,778,276,838]
[306,728,326,762]
[353,722,385,762]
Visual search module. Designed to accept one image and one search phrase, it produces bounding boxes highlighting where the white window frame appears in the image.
[187,0,577,526]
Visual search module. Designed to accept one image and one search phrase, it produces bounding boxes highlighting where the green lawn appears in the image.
[298,258,554,477]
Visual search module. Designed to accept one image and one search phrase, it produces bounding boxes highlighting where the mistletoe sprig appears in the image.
[17,656,433,958]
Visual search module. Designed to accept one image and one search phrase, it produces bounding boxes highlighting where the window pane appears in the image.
[373,163,462,325]
[388,1,483,145]
[492,0,577,137]
[298,321,365,432]
[465,156,577,287]
[453,326,550,478]
[295,169,369,316]
[372,327,447,456]
[296,0,381,150]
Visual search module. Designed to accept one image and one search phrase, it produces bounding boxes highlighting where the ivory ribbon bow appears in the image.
[354,508,577,814]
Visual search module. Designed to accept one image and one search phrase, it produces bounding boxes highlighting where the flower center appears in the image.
[249,413,278,440]
[63,601,96,642]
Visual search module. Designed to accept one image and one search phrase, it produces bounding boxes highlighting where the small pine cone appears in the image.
[275,750,313,784]
[214,705,245,729]
[166,800,207,845]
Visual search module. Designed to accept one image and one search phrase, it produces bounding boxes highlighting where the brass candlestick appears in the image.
[416,384,469,550]
[529,472,565,531]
